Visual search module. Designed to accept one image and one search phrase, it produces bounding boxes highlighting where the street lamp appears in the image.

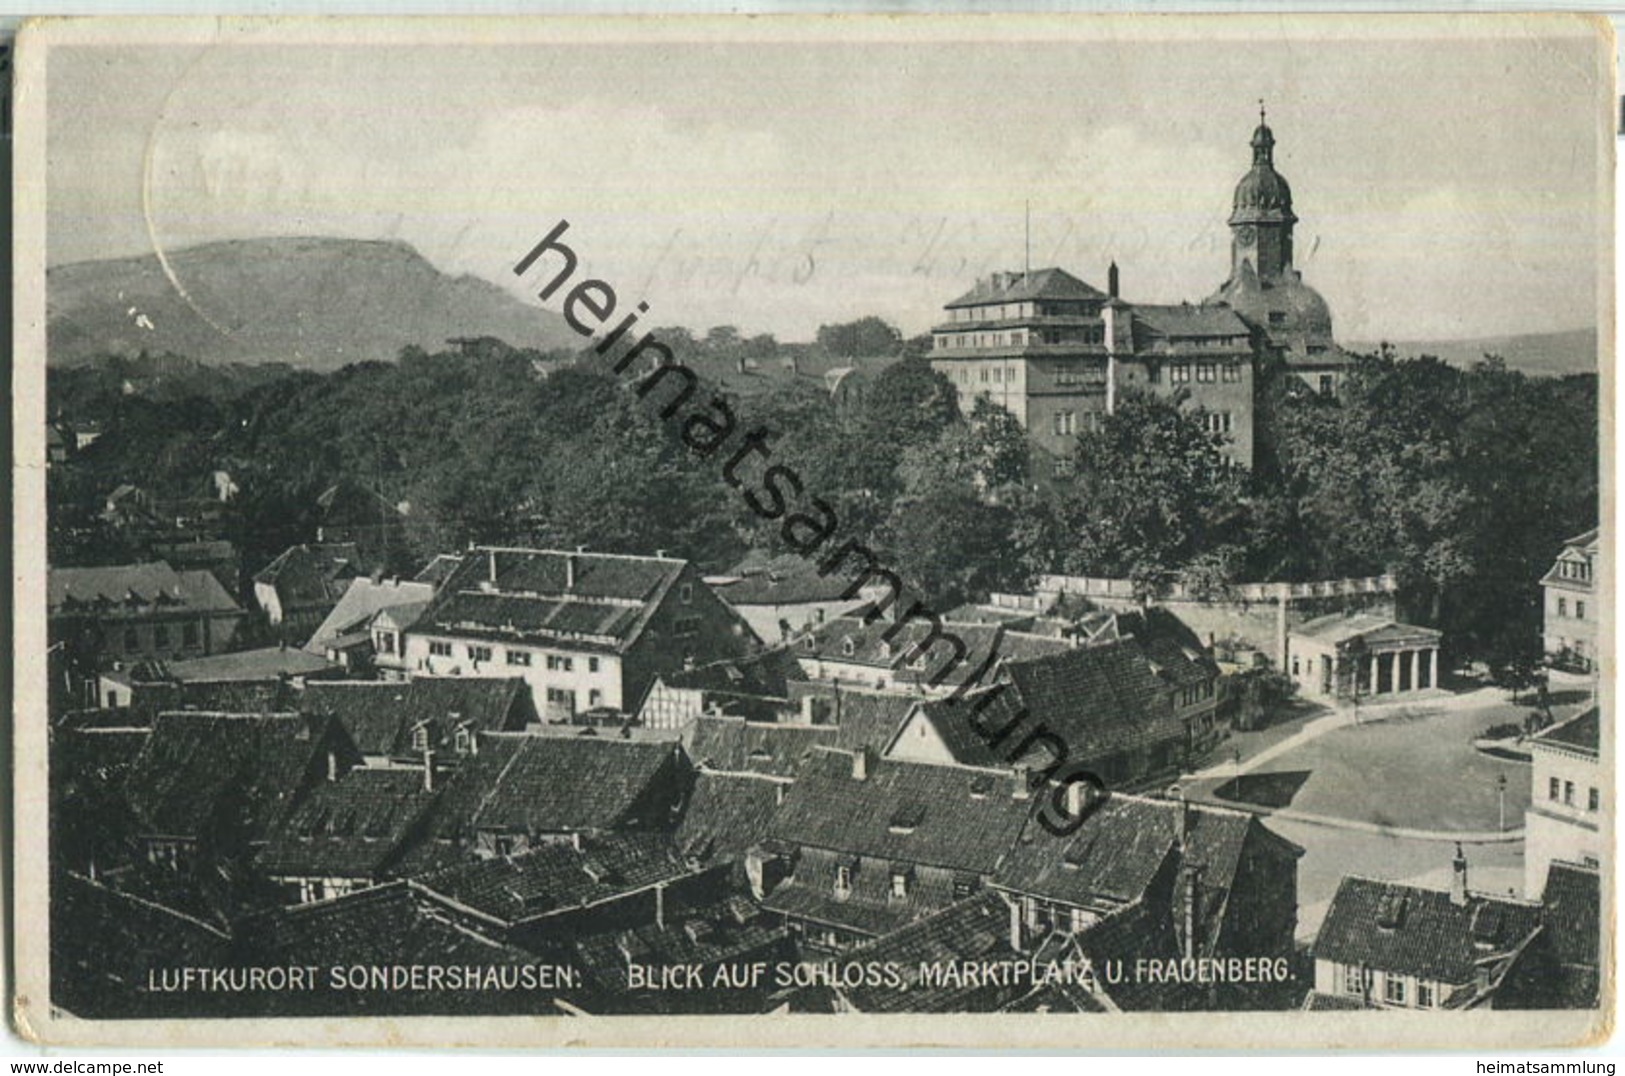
[1496,773,1508,833]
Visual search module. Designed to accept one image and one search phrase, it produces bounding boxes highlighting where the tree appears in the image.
[1050,390,1247,594]
[816,316,904,358]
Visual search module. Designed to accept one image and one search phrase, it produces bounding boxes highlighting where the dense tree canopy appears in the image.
[49,332,1597,663]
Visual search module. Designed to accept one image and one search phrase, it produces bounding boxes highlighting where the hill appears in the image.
[47,237,580,371]
[1345,327,1597,378]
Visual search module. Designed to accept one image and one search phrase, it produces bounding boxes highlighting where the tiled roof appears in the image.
[49,562,243,617]
[304,576,435,655]
[674,771,782,862]
[1071,899,1193,1011]
[708,551,872,606]
[573,896,790,1009]
[414,553,465,587]
[766,749,1033,873]
[258,768,437,878]
[1561,527,1599,551]
[797,613,1006,690]
[1292,613,1442,647]
[1132,304,1252,341]
[1114,609,1220,692]
[130,679,299,716]
[252,543,360,608]
[996,795,1281,950]
[914,639,1186,769]
[246,881,540,973]
[299,677,530,758]
[122,712,332,841]
[150,646,335,683]
[1540,861,1601,973]
[827,892,1023,1013]
[427,733,680,839]
[945,268,1107,310]
[418,546,686,653]
[662,647,804,699]
[416,833,693,925]
[1533,708,1599,755]
[827,689,918,754]
[1314,876,1543,985]
[688,716,835,778]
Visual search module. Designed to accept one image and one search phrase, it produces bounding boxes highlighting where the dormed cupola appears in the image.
[1227,106,1296,282]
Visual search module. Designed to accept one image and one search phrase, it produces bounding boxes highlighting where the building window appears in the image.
[1318,375,1335,396]
[507,650,531,667]
[890,871,909,900]
[1269,311,1287,327]
[680,583,694,605]
[546,655,575,672]
[1588,787,1599,812]
[835,865,852,897]
[588,657,600,673]
[1558,597,1568,617]
[468,644,493,663]
[1384,976,1407,1006]
[1052,456,1075,478]
[673,616,700,637]
[429,640,453,658]
[1222,363,1241,383]
[154,625,170,648]
[376,630,395,655]
[183,622,200,647]
[1550,777,1561,801]
[453,726,473,755]
[1147,364,1161,384]
[1171,364,1191,384]
[841,637,856,657]
[1053,411,1076,437]
[1564,781,1575,806]
[1576,600,1585,620]
[1196,363,1216,383]
[1417,983,1434,1008]
[589,689,603,708]
[411,724,430,752]
[1342,965,1363,995]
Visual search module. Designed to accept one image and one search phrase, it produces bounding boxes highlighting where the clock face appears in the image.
[1236,225,1257,244]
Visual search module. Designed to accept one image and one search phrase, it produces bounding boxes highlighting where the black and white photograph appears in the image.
[10,13,1614,1048]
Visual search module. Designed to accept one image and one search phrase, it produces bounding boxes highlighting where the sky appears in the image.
[45,19,1611,343]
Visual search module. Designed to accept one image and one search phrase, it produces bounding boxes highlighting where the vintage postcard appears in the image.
[10,14,1614,1049]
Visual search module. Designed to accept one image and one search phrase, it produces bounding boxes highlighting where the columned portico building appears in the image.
[1287,614,1443,701]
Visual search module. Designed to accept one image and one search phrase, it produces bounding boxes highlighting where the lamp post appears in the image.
[1496,773,1508,833]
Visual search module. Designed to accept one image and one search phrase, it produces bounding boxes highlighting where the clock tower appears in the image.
[1228,107,1297,282]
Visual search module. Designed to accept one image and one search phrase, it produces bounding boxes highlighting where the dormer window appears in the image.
[411,723,431,753]
[835,864,853,897]
[890,871,909,900]
[878,642,891,660]
[453,725,473,756]
[680,583,694,605]
[841,637,856,658]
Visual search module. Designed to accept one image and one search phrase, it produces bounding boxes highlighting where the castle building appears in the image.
[930,112,1352,473]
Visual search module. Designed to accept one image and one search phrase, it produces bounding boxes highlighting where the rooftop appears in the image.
[258,768,438,878]
[945,267,1108,310]
[1291,612,1443,648]
[1531,708,1599,756]
[304,576,435,655]
[418,546,688,654]
[49,561,243,618]
[1314,874,1543,986]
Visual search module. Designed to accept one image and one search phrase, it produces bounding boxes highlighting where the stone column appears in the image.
[1410,650,1422,692]
[1368,653,1380,696]
[1428,648,1439,689]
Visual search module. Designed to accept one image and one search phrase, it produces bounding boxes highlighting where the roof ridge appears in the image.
[469,544,688,565]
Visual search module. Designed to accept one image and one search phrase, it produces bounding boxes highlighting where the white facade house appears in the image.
[401,546,757,723]
[1287,614,1442,700]
[1524,708,1602,897]
[1542,527,1599,671]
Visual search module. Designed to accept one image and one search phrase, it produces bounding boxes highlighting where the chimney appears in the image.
[737,357,747,375]
[326,749,339,782]
[1108,261,1120,299]
[1065,777,1104,820]
[654,882,667,930]
[775,783,787,807]
[1450,843,1469,905]
[565,553,577,591]
[851,746,872,782]
[1012,763,1031,800]
[800,693,818,723]
[422,746,435,793]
